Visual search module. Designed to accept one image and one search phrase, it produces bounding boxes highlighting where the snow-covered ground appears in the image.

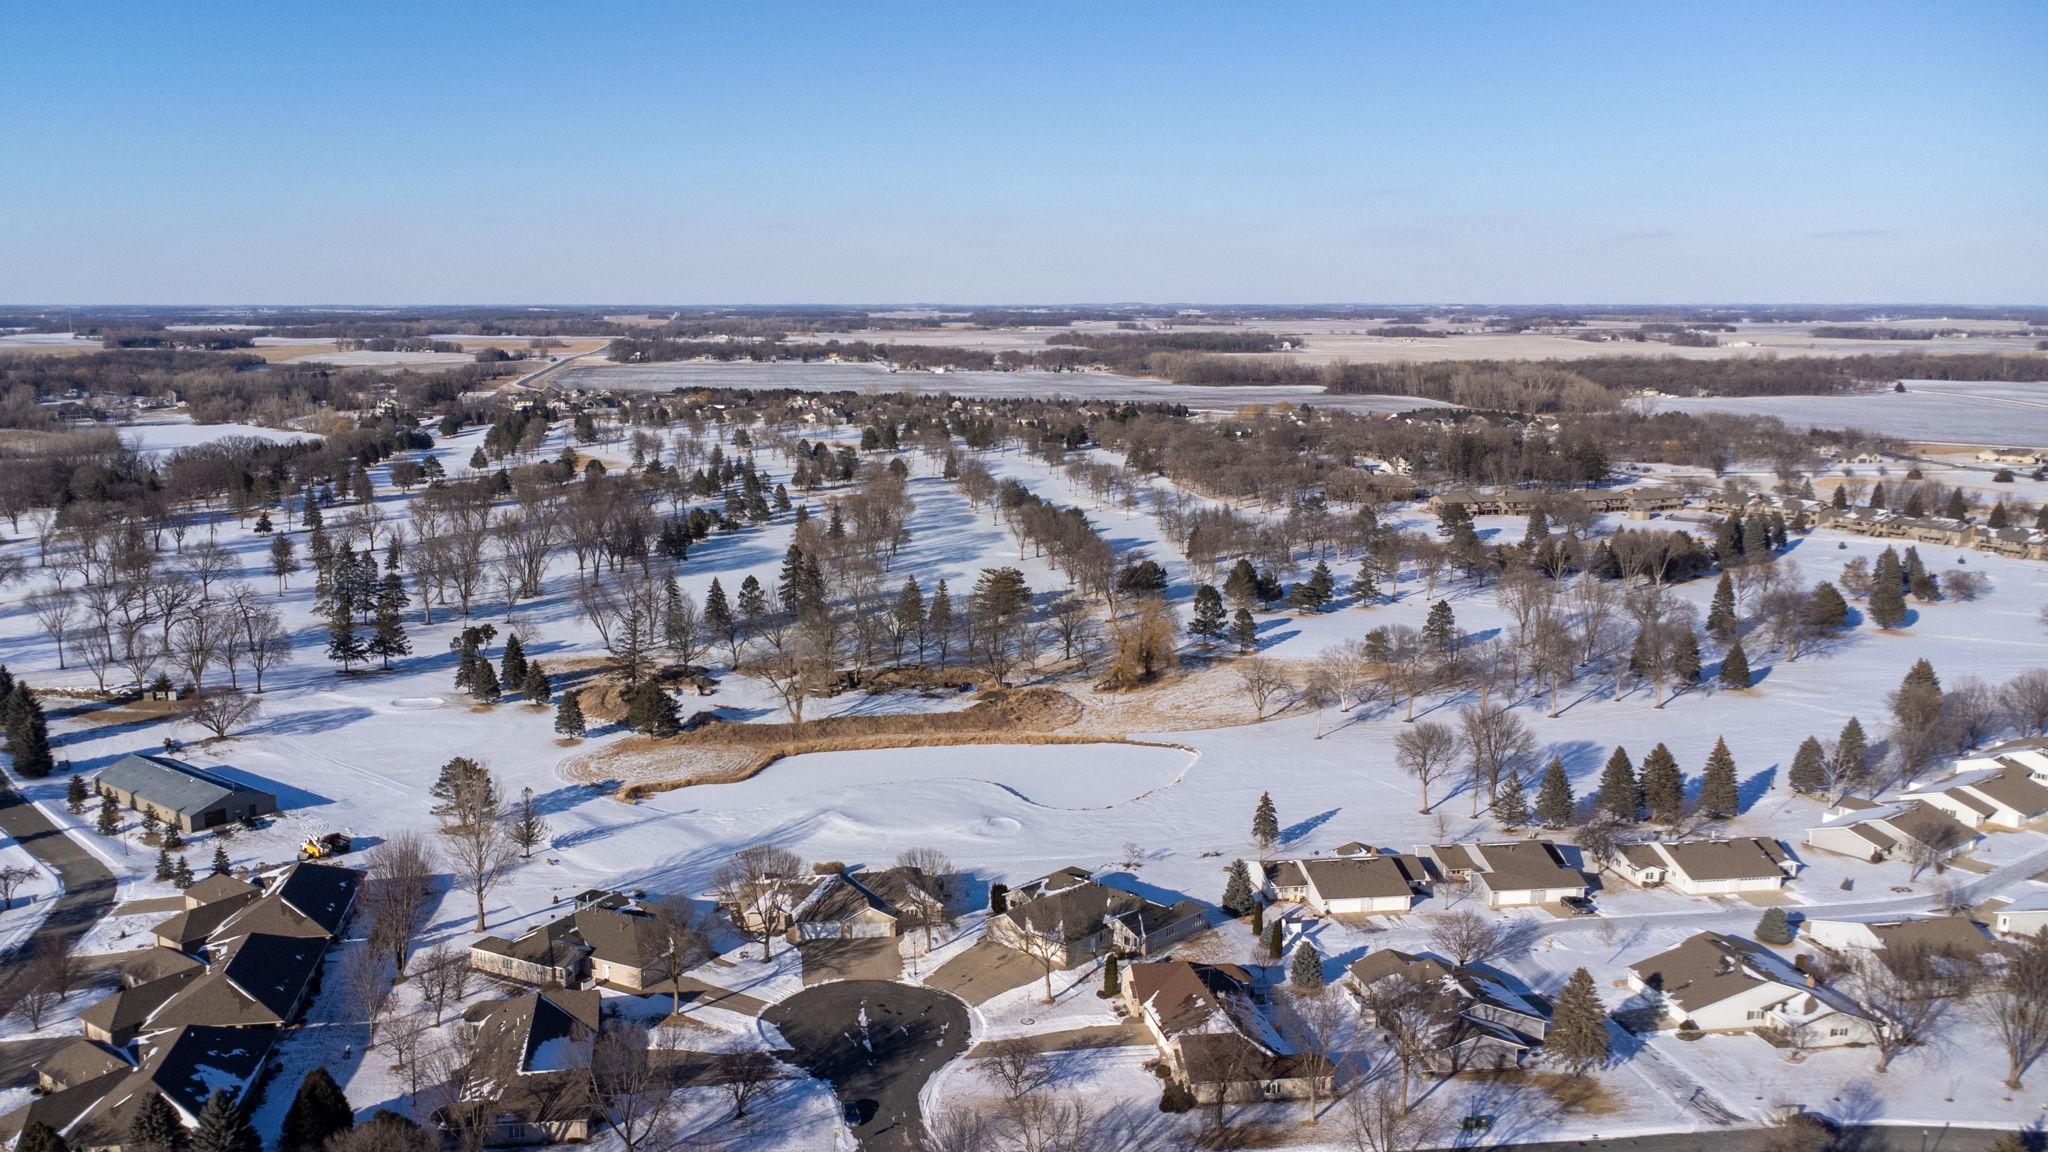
[4,413,2048,1147]
[1652,379,2048,447]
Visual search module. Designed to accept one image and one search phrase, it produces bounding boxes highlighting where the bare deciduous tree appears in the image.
[1236,656,1293,720]
[1426,907,1506,967]
[179,689,262,739]
[1394,720,1460,814]
[713,844,806,961]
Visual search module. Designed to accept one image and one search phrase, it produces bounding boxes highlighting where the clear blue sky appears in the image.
[2,2,2042,305]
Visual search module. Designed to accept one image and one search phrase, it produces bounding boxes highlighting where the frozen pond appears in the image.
[1650,379,2048,447]
[677,741,1197,812]
[557,360,1453,414]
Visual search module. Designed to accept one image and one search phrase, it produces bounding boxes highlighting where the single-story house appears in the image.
[1612,838,1798,896]
[148,932,329,1031]
[1120,959,1333,1105]
[78,969,203,1047]
[1347,948,1551,1072]
[48,1024,280,1150]
[443,989,602,1146]
[1420,841,1589,908]
[1628,931,1879,1046]
[1904,756,2048,831]
[93,754,277,834]
[784,865,943,943]
[208,861,360,945]
[988,867,1205,967]
[1801,915,1997,991]
[1805,798,1981,865]
[1994,888,2048,938]
[471,892,678,992]
[1253,854,1425,916]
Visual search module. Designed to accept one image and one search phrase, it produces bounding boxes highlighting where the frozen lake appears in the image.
[676,742,1198,812]
[556,360,1454,414]
[1650,379,2048,447]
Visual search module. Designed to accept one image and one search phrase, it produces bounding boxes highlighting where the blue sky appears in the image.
[1,3,2042,305]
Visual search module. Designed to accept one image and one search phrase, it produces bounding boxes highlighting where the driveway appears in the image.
[925,939,1071,1005]
[798,938,903,986]
[761,980,970,1151]
[0,775,116,1020]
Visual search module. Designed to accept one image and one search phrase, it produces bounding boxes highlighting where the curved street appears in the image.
[0,776,116,1019]
[762,979,971,1151]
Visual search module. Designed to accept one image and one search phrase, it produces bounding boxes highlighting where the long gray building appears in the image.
[94,753,277,833]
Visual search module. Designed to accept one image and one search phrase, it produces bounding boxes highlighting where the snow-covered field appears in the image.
[4,412,2048,1148]
[113,419,325,456]
[1652,379,2048,447]
[283,349,479,369]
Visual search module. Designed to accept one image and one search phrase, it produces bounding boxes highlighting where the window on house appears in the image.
[1746,1010,1763,1020]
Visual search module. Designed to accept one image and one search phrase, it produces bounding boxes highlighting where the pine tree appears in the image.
[1190,585,1226,648]
[1101,953,1120,998]
[1353,555,1380,603]
[1223,558,1260,609]
[1250,900,1264,937]
[1537,756,1575,828]
[324,585,367,673]
[97,792,121,836]
[1833,716,1869,784]
[1699,737,1740,818]
[1597,746,1640,822]
[1719,639,1751,689]
[1789,736,1829,794]
[127,1092,189,1152]
[1669,626,1701,686]
[155,845,175,882]
[17,1121,70,1152]
[892,577,927,662]
[928,580,954,666]
[212,843,231,876]
[555,690,586,737]
[171,856,194,889]
[1755,906,1794,946]
[1522,508,1550,550]
[1640,744,1684,823]
[1742,514,1771,559]
[191,1089,258,1152]
[522,663,551,704]
[1706,572,1738,643]
[1548,968,1610,1078]
[1251,792,1280,853]
[1869,548,1908,628]
[66,774,88,814]
[1221,859,1256,918]
[1265,919,1284,960]
[469,658,501,703]
[1289,941,1325,992]
[1493,769,1529,828]
[1422,599,1457,655]
[1230,607,1258,654]
[163,823,183,851]
[703,579,734,652]
[1806,582,1849,629]
[499,634,527,688]
[10,704,54,779]
[368,572,411,669]
[1945,489,1969,521]
[625,681,678,737]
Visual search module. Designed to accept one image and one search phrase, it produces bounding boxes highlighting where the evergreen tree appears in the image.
[324,583,367,673]
[1869,548,1908,628]
[1352,555,1380,603]
[498,634,527,689]
[1250,900,1263,937]
[66,773,88,814]
[927,579,954,665]
[368,571,411,669]
[1699,737,1740,817]
[1294,561,1336,611]
[212,843,231,876]
[469,658,500,703]
[171,856,194,889]
[17,1121,69,1152]
[97,792,121,836]
[1597,746,1640,822]
[9,706,54,778]
[1101,953,1120,998]
[1222,558,1260,609]
[703,579,734,651]
[155,845,174,882]
[162,823,183,851]
[1669,625,1701,686]
[1190,585,1226,648]
[127,1092,189,1152]
[892,577,926,662]
[1789,736,1829,794]
[1719,639,1751,689]
[269,532,298,591]
[1493,768,1529,828]
[1833,716,1869,784]
[1715,512,1743,565]
[554,690,586,737]
[1266,919,1284,960]
[1221,859,1256,918]
[1537,756,1575,828]
[1945,489,1969,521]
[1831,485,1849,510]
[625,681,678,737]
[1806,582,1849,629]
[192,1089,258,1152]
[1522,508,1550,550]
[1422,599,1457,655]
[522,663,551,704]
[280,1069,353,1152]
[1754,906,1794,946]
[737,575,769,627]
[1289,941,1325,992]
[1706,572,1739,643]
[1640,744,1684,823]
[1251,792,1280,853]
[1548,968,1610,1077]
[1230,607,1259,654]
[1742,514,1771,559]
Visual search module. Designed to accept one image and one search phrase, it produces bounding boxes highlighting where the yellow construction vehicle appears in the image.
[299,833,351,860]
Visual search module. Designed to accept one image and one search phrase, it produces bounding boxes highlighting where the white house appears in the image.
[1255,855,1425,916]
[1804,798,1980,865]
[1613,838,1799,896]
[1628,932,1879,1046]
[1802,915,1996,963]
[1421,841,1588,908]
[1347,949,1551,1073]
[1995,888,2048,938]
[1903,754,2048,832]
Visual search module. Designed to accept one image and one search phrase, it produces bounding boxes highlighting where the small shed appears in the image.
[94,754,277,833]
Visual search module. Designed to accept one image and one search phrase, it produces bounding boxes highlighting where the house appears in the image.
[33,1040,130,1096]
[1346,948,1551,1072]
[1903,755,2048,831]
[40,1025,280,1151]
[442,989,602,1147]
[1420,841,1588,908]
[207,861,360,945]
[92,754,277,834]
[1804,798,1980,865]
[988,867,1205,967]
[78,969,202,1046]
[1255,855,1425,916]
[1801,915,1998,987]
[783,865,943,942]
[1993,888,2048,938]
[471,892,680,992]
[1120,959,1333,1105]
[1612,838,1799,896]
[1628,932,1878,1046]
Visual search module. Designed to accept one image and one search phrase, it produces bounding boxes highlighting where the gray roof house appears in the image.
[93,754,277,833]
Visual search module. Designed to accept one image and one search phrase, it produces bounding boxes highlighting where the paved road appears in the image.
[1494,1124,2013,1151]
[0,774,117,1019]
[761,980,970,1151]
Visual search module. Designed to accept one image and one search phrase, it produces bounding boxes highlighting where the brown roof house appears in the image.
[1805,798,1980,866]
[471,892,680,993]
[1612,838,1799,896]
[1628,932,1878,1046]
[1252,854,1425,917]
[1346,948,1551,1073]
[1120,959,1333,1106]
[780,865,944,943]
[988,867,1205,967]
[441,989,603,1147]
[1902,753,2048,832]
[1420,841,1589,908]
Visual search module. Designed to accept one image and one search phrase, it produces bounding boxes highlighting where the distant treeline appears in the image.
[1809,326,1966,341]
[1367,326,1446,338]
